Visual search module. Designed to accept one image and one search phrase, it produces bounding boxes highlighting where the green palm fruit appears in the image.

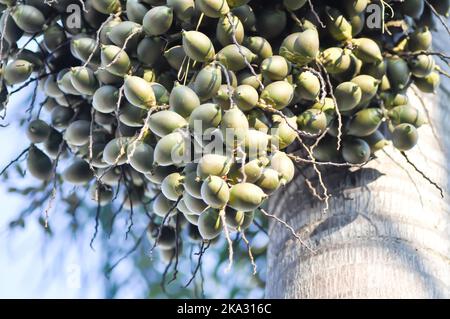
[184,212,200,225]
[150,82,171,104]
[401,0,424,18]
[103,137,129,165]
[145,165,179,184]
[127,142,155,174]
[97,167,121,187]
[158,227,178,250]
[153,193,177,217]
[237,71,263,89]
[216,44,257,72]
[409,54,435,78]
[386,57,411,91]
[198,208,223,240]
[4,59,33,85]
[201,176,230,209]
[225,208,253,230]
[194,64,223,101]
[100,45,131,77]
[291,29,320,65]
[126,0,149,23]
[335,82,362,112]
[228,158,268,184]
[229,183,267,211]
[351,38,383,63]
[261,55,291,81]
[170,84,200,117]
[414,72,440,93]
[364,130,388,153]
[361,60,386,80]
[148,110,188,137]
[11,5,45,33]
[351,75,380,104]
[232,4,256,31]
[167,0,195,22]
[217,14,244,46]
[342,138,371,164]
[93,85,119,114]
[70,67,98,96]
[124,75,156,109]
[71,38,99,64]
[244,129,270,158]
[99,17,121,44]
[283,0,307,11]
[270,151,295,185]
[184,192,209,215]
[57,69,80,95]
[320,47,352,75]
[65,120,90,146]
[279,32,300,61]
[164,45,187,70]
[43,24,66,52]
[182,30,215,62]
[89,184,113,206]
[233,84,259,111]
[137,37,165,66]
[408,27,432,52]
[44,75,64,98]
[51,105,74,129]
[27,145,53,181]
[256,9,287,39]
[108,21,142,51]
[347,108,384,137]
[197,154,231,180]
[245,36,273,63]
[184,171,203,199]
[63,159,94,185]
[178,199,195,216]
[213,84,233,110]
[392,123,419,151]
[350,12,366,37]
[91,0,121,14]
[297,109,328,135]
[247,109,270,133]
[260,81,294,110]
[143,6,173,36]
[27,120,51,144]
[161,172,184,201]
[313,136,340,162]
[0,12,23,44]
[221,107,249,147]
[256,168,281,195]
[189,103,222,133]
[271,114,298,150]
[343,0,369,16]
[44,129,65,159]
[197,0,230,18]
[154,131,187,166]
[119,102,147,127]
[295,71,320,101]
[388,105,426,127]
[325,7,353,41]
[382,93,409,108]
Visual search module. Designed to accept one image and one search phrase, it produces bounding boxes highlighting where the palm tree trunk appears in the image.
[265,29,450,299]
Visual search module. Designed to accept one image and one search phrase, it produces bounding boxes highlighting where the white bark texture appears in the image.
[266,28,450,298]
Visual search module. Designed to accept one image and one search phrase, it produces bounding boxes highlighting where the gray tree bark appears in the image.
[266,28,450,299]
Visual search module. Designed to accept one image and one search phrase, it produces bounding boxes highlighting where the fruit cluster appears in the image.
[0,0,447,256]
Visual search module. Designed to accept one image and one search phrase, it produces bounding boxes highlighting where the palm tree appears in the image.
[266,27,450,299]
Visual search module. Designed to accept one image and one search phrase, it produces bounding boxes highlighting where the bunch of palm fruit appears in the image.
[0,0,448,256]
